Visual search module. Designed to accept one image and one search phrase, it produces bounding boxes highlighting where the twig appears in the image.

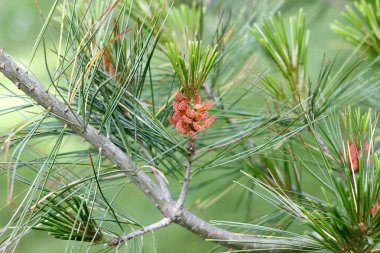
[176,139,195,209]
[109,218,171,246]
[0,50,310,252]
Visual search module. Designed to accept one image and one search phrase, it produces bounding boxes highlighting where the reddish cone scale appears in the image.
[347,142,369,172]
[372,197,380,216]
[168,90,215,137]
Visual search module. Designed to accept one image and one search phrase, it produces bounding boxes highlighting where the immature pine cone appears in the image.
[168,90,215,137]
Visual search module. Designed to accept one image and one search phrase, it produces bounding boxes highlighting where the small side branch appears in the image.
[176,140,195,209]
[109,218,171,246]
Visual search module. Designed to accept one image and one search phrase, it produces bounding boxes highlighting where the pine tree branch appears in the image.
[176,159,191,208]
[110,218,171,246]
[176,140,195,209]
[0,50,310,252]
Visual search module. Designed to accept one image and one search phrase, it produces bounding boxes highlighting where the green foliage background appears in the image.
[0,0,357,252]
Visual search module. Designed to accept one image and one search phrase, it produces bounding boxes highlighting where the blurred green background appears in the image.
[0,0,351,252]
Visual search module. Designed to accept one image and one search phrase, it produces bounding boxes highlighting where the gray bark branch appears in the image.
[176,141,194,209]
[111,218,171,245]
[176,158,191,209]
[0,50,309,252]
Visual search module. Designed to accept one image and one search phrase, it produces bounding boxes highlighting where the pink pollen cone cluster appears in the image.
[168,90,216,137]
